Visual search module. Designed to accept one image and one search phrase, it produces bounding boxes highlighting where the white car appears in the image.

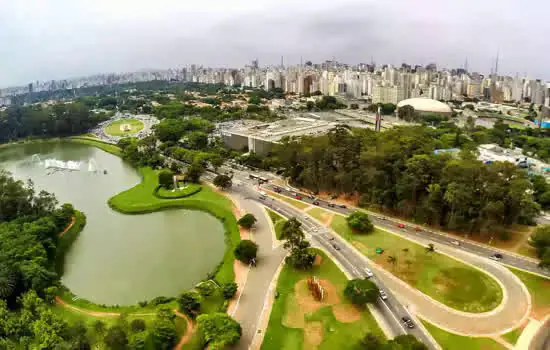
[379,290,388,300]
[451,240,460,246]
[364,268,374,278]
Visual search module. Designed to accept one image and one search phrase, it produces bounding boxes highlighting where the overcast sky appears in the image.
[1,0,548,87]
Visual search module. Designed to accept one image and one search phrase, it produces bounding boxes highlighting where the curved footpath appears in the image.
[225,189,286,350]
[263,192,531,337]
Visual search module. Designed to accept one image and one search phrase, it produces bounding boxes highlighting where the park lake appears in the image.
[0,142,225,305]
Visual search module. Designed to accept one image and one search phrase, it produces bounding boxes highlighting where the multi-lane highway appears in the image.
[226,179,441,349]
[263,184,548,279]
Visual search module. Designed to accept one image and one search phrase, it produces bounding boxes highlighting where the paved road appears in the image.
[266,184,549,279]
[230,182,441,350]
[228,192,286,350]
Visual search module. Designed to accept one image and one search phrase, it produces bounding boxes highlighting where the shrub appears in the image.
[344,278,378,305]
[237,213,257,229]
[158,170,174,188]
[234,240,258,264]
[178,291,201,317]
[346,211,374,234]
[197,313,242,350]
[221,282,238,300]
[130,319,147,333]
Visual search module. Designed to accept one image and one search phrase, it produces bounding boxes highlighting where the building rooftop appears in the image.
[223,117,337,142]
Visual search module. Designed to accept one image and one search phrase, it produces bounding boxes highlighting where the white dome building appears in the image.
[397,98,452,115]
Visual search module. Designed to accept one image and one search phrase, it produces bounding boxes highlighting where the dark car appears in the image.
[313,201,320,205]
[339,204,347,209]
[333,244,341,251]
[402,317,415,328]
[273,187,282,193]
[328,203,336,208]
[490,253,503,261]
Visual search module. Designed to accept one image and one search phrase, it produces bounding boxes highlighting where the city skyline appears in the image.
[1,0,550,87]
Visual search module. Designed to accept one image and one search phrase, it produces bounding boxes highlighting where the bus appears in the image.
[249,173,269,184]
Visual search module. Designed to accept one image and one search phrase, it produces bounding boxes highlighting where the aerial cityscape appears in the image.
[1,1,550,350]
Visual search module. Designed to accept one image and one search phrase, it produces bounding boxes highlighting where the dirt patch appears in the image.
[352,241,368,253]
[313,255,323,266]
[303,321,324,350]
[532,306,550,321]
[332,304,361,323]
[283,279,340,329]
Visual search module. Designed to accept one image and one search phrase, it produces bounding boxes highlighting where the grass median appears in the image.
[331,215,503,313]
[507,266,550,320]
[262,250,385,350]
[421,320,506,350]
[266,208,286,239]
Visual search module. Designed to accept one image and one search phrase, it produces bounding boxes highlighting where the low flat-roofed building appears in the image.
[221,117,337,155]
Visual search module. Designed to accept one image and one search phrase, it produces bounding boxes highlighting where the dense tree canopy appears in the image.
[213,174,232,190]
[196,313,242,350]
[530,226,550,268]
[273,126,540,236]
[178,291,201,317]
[280,218,316,269]
[0,102,107,142]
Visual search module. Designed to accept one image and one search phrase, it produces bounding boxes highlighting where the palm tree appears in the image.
[426,243,435,253]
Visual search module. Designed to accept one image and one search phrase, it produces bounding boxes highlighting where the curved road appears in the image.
[257,185,531,336]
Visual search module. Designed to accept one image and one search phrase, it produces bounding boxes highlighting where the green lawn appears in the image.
[156,183,202,198]
[502,326,524,346]
[66,137,122,156]
[104,118,144,136]
[421,320,506,350]
[331,215,503,313]
[306,207,333,224]
[266,208,286,240]
[507,267,550,318]
[261,250,385,350]
[108,167,240,285]
[268,192,310,210]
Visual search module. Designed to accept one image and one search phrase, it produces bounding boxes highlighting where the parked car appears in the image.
[364,268,374,278]
[379,290,388,300]
[402,317,415,328]
[490,253,503,261]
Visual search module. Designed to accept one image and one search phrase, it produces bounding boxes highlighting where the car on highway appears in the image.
[364,268,374,278]
[332,244,341,250]
[402,317,415,328]
[339,204,347,209]
[328,203,336,208]
[292,193,302,200]
[379,290,388,300]
[313,201,320,205]
[414,226,422,231]
[490,253,503,261]
[397,223,405,229]
[451,240,460,246]
[285,187,291,191]
[273,187,282,193]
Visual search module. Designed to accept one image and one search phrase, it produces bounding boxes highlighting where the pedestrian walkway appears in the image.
[228,191,286,350]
